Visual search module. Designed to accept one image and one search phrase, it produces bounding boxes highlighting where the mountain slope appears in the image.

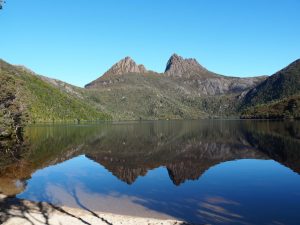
[165,54,210,78]
[240,59,300,119]
[3,54,300,126]
[83,55,266,120]
[0,59,111,131]
[241,94,300,119]
[85,57,148,88]
[85,72,209,120]
[242,59,300,106]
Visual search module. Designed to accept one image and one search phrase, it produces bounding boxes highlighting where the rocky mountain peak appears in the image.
[164,53,208,77]
[102,56,147,77]
[168,53,182,62]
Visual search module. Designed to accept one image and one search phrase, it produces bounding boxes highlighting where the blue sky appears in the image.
[0,0,300,87]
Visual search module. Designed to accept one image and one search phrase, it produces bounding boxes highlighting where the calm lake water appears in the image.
[1,120,300,224]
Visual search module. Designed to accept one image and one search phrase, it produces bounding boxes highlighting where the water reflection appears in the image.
[0,120,300,224]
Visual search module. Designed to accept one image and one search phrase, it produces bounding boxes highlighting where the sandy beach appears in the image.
[0,195,189,225]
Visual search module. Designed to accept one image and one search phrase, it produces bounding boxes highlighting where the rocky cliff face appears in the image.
[85,54,266,95]
[85,57,148,88]
[163,54,266,95]
[164,54,209,77]
[104,57,147,76]
[178,75,265,95]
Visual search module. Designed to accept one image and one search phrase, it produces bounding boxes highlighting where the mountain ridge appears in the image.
[240,58,300,119]
[85,54,267,85]
[0,59,111,140]
[164,53,209,77]
[85,56,149,88]
[85,54,266,96]
[242,58,300,106]
[1,54,300,135]
[79,54,268,120]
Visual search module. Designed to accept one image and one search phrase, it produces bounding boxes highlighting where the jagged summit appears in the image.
[85,56,148,88]
[164,53,208,77]
[102,56,147,77]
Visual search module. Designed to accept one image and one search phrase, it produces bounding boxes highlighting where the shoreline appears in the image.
[0,195,189,225]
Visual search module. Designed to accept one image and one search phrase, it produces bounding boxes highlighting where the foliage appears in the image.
[241,95,300,120]
[0,60,111,127]
[83,73,239,120]
[242,59,300,108]
[0,0,4,10]
[240,59,300,120]
[0,70,23,140]
[1,57,300,127]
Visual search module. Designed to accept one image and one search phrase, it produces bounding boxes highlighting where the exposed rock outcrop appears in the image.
[103,57,147,77]
[164,54,209,77]
[85,57,148,88]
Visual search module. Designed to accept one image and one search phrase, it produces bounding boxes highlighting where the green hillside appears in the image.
[242,59,300,107]
[83,72,239,120]
[240,59,300,119]
[0,60,111,139]
[241,95,300,119]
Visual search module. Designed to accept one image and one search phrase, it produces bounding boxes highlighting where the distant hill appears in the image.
[0,60,111,139]
[240,59,300,119]
[242,59,300,106]
[241,95,300,119]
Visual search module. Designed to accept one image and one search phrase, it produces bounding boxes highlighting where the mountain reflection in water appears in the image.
[1,120,300,224]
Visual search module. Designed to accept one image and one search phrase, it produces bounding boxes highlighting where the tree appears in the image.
[0,0,5,10]
[287,98,297,113]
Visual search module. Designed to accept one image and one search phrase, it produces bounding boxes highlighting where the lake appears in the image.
[0,120,300,224]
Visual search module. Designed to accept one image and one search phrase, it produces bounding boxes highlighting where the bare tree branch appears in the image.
[0,0,5,10]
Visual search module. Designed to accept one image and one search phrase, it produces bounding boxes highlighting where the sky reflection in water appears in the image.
[1,120,299,224]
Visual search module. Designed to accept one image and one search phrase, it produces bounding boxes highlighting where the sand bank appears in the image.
[0,195,190,225]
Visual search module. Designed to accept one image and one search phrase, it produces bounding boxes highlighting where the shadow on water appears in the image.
[0,120,300,224]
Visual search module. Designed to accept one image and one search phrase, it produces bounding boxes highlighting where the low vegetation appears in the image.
[83,73,241,120]
[241,95,300,120]
[0,59,111,141]
[241,59,300,107]
[1,55,300,145]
